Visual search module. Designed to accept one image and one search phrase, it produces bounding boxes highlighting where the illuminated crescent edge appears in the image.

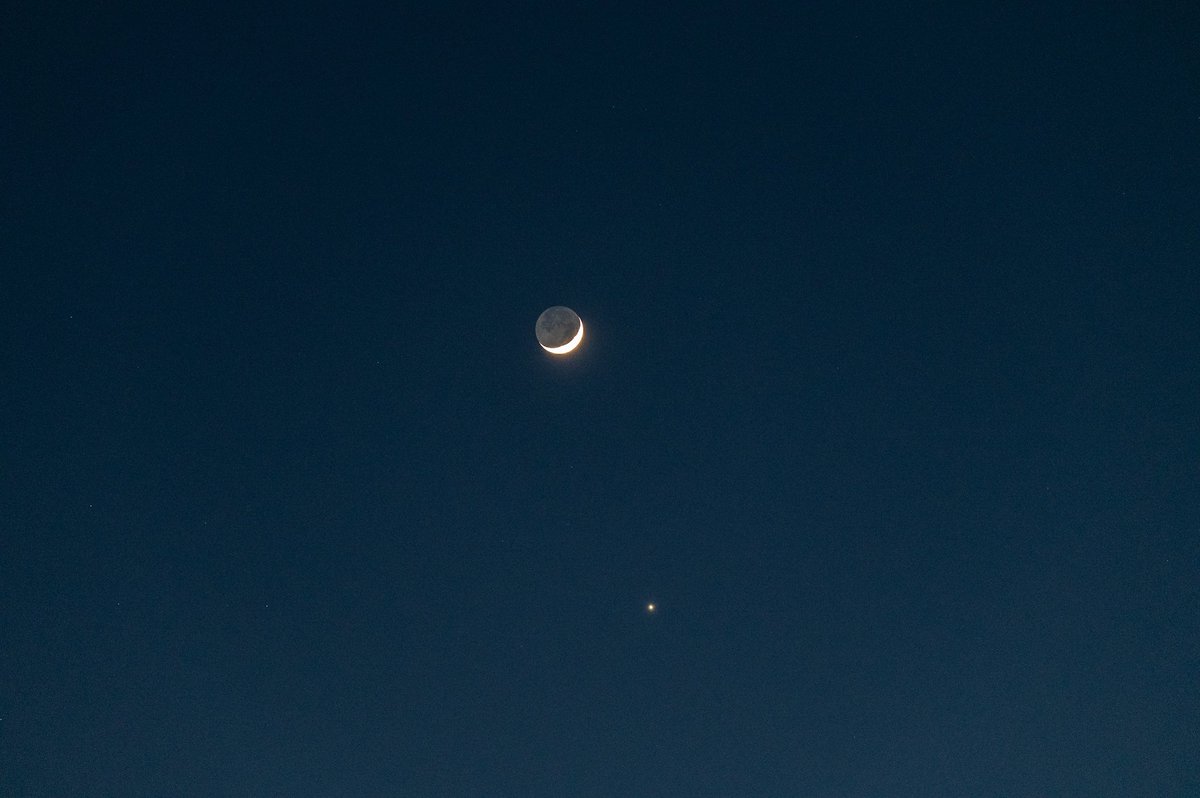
[541,319,584,354]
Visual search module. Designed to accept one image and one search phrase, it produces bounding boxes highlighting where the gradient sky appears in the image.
[3,2,1199,795]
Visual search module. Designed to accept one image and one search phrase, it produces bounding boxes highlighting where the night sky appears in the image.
[3,3,1199,795]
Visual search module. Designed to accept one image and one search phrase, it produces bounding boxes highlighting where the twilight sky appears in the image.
[3,2,1199,795]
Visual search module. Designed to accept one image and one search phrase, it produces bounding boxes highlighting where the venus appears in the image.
[535,306,584,355]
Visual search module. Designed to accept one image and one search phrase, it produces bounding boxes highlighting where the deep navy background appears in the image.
[3,2,1199,795]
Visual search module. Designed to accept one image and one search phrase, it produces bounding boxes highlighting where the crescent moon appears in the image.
[540,318,584,354]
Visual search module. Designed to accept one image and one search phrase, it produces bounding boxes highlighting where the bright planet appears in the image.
[535,306,584,354]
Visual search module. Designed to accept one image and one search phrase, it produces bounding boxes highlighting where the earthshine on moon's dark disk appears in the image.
[536,306,584,355]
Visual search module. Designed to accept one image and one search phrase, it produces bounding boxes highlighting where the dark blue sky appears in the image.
[3,2,1199,795]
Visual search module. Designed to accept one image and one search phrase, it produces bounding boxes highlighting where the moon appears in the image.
[535,306,584,355]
